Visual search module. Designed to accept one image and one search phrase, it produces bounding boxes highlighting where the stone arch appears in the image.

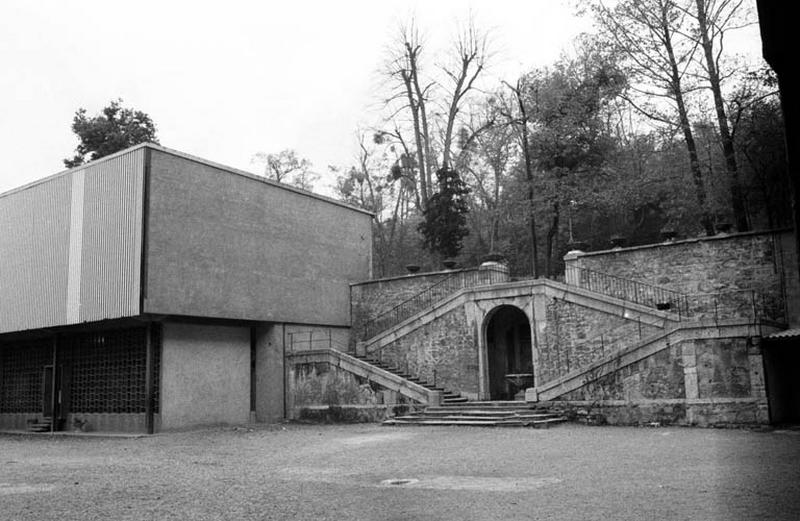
[483,304,533,400]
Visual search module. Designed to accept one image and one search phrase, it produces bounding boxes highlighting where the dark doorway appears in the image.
[42,363,72,430]
[486,306,533,400]
[763,339,800,425]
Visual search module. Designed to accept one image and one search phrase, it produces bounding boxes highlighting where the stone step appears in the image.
[419,410,560,419]
[439,400,534,407]
[383,417,567,427]
[26,418,53,432]
[426,406,540,413]
[394,414,563,423]
[442,397,469,403]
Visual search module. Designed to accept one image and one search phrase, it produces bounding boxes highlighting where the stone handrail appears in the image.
[287,348,442,406]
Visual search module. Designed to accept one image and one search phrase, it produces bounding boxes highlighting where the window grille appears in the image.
[1,325,161,415]
[0,339,52,413]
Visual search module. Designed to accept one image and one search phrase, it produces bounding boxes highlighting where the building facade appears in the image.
[0,144,373,433]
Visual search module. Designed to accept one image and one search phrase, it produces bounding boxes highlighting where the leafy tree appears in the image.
[591,0,716,235]
[418,167,470,259]
[686,0,754,231]
[64,98,158,168]
[524,42,625,275]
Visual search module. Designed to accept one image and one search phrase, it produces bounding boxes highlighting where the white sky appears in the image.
[0,0,764,196]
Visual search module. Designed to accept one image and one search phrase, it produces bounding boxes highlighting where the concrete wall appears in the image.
[144,147,372,326]
[286,359,421,423]
[566,230,790,322]
[254,324,285,423]
[160,322,250,430]
[289,362,380,408]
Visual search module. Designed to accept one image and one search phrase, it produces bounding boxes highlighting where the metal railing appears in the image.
[287,329,348,353]
[565,265,690,317]
[543,286,785,386]
[361,266,508,340]
[684,288,786,323]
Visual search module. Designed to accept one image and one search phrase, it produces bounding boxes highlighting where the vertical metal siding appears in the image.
[0,148,144,334]
[78,149,144,322]
[0,176,71,333]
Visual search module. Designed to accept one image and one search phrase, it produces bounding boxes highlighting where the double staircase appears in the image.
[384,401,568,427]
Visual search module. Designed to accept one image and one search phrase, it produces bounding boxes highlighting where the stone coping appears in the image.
[350,268,471,287]
[351,265,507,287]
[566,228,791,259]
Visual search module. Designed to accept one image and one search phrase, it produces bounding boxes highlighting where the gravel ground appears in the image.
[1,423,799,521]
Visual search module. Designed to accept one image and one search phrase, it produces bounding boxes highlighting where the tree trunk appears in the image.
[402,69,429,210]
[545,202,560,278]
[515,80,539,278]
[694,0,749,231]
[662,18,715,236]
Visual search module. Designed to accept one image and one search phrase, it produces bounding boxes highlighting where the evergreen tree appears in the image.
[418,167,470,259]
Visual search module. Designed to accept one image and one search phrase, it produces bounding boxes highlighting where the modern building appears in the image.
[0,144,373,433]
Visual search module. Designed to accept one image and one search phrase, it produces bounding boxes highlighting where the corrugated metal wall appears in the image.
[0,148,145,334]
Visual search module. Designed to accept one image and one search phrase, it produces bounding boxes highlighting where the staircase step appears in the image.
[439,400,533,407]
[383,417,567,427]
[420,410,559,418]
[26,418,53,432]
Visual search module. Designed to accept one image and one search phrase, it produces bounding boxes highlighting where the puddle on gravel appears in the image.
[0,483,57,495]
[377,476,561,492]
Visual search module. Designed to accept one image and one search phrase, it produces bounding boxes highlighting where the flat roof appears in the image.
[0,143,374,217]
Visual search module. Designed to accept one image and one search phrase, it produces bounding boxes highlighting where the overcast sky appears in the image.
[0,0,764,196]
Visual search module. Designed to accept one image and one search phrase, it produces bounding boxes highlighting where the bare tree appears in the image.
[441,22,488,170]
[381,16,489,211]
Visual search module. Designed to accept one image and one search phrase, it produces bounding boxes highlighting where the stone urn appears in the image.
[405,264,421,273]
[442,259,458,269]
[480,252,507,264]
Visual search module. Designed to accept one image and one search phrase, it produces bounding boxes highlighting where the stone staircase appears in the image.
[352,354,469,404]
[26,417,53,432]
[383,401,568,427]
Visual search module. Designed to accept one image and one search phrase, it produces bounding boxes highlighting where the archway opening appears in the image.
[485,305,533,401]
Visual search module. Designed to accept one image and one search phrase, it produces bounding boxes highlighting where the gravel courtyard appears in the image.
[1,423,799,521]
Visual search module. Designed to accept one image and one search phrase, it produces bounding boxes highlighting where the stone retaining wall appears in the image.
[551,333,768,426]
[565,230,790,323]
[538,297,662,384]
[350,267,508,342]
[376,305,479,398]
